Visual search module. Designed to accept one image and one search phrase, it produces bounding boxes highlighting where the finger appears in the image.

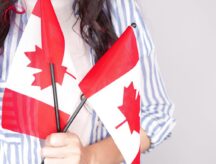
[44,156,81,164]
[45,133,80,147]
[41,145,81,158]
[44,158,63,164]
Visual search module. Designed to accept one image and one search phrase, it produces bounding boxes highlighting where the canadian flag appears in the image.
[79,26,141,164]
[2,0,81,138]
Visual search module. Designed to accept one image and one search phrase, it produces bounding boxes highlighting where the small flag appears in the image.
[79,26,141,164]
[2,0,80,139]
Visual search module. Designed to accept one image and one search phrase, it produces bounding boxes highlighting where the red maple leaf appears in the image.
[24,0,77,89]
[116,82,140,134]
[25,45,68,89]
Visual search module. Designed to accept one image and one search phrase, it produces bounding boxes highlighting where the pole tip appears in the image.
[131,23,137,28]
[80,94,85,100]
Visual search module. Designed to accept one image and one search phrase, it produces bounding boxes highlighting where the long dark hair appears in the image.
[0,0,16,50]
[0,0,117,62]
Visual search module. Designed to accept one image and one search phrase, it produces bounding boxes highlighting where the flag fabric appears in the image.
[79,26,141,164]
[1,0,81,139]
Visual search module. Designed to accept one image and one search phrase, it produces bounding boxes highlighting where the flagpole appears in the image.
[63,94,87,132]
[41,63,62,164]
[49,63,61,132]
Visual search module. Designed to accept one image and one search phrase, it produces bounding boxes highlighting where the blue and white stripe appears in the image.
[0,0,175,163]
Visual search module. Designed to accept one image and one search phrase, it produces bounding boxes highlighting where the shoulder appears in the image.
[108,0,137,35]
[108,0,154,57]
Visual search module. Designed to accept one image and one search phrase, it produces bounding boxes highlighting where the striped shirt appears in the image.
[0,0,176,163]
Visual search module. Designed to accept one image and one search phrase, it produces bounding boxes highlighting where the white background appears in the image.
[138,0,216,163]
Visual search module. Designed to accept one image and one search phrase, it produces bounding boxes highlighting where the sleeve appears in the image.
[109,0,176,151]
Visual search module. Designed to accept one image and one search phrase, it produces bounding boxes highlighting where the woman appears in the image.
[0,0,176,163]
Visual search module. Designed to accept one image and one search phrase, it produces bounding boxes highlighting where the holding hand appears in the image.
[41,133,90,164]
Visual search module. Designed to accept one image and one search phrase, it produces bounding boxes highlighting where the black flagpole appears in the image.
[41,63,61,164]
[63,94,87,132]
[49,63,61,132]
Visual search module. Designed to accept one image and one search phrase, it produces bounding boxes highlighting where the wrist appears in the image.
[82,145,97,164]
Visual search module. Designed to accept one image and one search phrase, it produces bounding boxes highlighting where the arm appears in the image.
[84,128,150,164]
[41,128,150,164]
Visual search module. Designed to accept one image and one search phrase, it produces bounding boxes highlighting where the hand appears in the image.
[41,132,90,164]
